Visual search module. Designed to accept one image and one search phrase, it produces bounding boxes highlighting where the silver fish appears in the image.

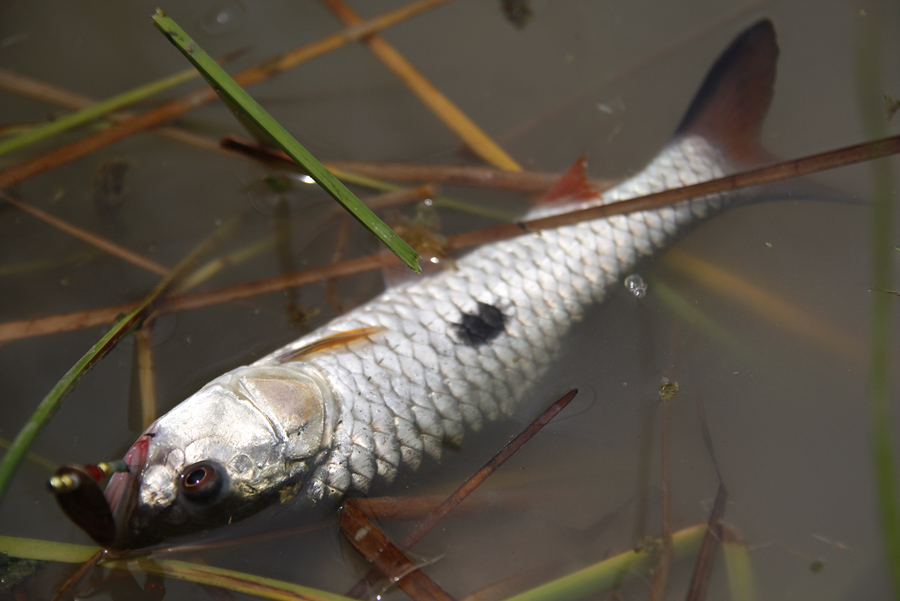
[86,19,780,549]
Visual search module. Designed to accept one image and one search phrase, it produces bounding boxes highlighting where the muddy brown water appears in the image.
[1,1,899,599]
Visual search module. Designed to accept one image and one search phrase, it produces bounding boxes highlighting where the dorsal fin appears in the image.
[542,156,601,204]
[675,19,778,166]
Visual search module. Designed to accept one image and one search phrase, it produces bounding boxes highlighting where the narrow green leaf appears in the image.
[126,559,355,601]
[0,535,98,565]
[651,277,763,367]
[151,9,421,274]
[0,535,354,601]
[722,536,757,601]
[500,524,706,601]
[0,217,240,504]
[0,67,198,159]
[854,13,900,596]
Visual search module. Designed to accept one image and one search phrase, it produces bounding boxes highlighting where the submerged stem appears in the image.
[500,524,707,601]
[855,13,900,595]
[0,217,240,505]
[0,64,198,159]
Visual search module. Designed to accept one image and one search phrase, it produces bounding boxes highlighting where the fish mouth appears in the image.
[50,434,151,550]
[104,434,152,548]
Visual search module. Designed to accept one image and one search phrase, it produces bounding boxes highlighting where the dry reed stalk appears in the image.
[345,390,577,599]
[134,324,158,429]
[325,159,618,193]
[50,549,111,601]
[685,484,728,601]
[222,137,616,193]
[320,0,519,172]
[325,217,353,315]
[0,0,456,191]
[662,249,864,360]
[0,302,136,343]
[447,134,900,250]
[649,390,674,601]
[365,185,439,211]
[1,192,168,275]
[0,66,243,157]
[0,66,245,156]
[3,135,897,343]
[340,500,456,601]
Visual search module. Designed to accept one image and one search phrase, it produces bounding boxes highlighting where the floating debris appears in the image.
[886,94,900,121]
[0,554,46,589]
[624,273,648,298]
[92,156,130,212]
[597,96,626,115]
[500,0,532,29]
[243,171,322,216]
[200,0,246,35]
[381,209,450,286]
[659,378,679,402]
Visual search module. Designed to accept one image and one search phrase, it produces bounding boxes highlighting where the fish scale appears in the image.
[268,135,730,504]
[79,20,779,549]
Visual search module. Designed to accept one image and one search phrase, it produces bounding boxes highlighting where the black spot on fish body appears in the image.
[454,302,507,347]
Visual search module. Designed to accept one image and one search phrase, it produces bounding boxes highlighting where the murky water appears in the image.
[1,1,899,599]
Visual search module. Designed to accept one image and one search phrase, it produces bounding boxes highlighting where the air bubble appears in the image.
[242,171,326,216]
[624,274,647,298]
[200,1,246,35]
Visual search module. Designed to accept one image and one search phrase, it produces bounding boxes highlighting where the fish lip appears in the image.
[104,433,152,549]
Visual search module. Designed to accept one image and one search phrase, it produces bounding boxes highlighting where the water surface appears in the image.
[1,1,899,599]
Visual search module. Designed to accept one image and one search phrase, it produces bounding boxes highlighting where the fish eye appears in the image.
[179,461,223,503]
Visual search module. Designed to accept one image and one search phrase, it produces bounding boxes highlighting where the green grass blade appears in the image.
[650,277,775,373]
[0,535,354,601]
[500,524,706,601]
[152,9,420,274]
[1,527,700,601]
[0,67,199,158]
[0,535,99,565]
[854,14,900,596]
[722,534,756,601]
[0,217,240,504]
[0,312,147,503]
[125,559,355,601]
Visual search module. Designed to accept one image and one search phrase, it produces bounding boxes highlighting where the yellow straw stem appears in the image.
[662,249,864,361]
[1,192,168,276]
[321,0,522,171]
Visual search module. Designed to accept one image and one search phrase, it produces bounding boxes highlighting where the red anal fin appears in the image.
[542,156,600,204]
[277,326,385,363]
[675,19,778,167]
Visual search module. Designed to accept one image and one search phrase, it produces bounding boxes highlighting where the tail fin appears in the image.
[677,20,850,204]
[675,19,778,167]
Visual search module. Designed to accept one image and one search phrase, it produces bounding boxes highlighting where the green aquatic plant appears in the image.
[855,12,900,596]
[0,216,240,502]
[151,10,421,274]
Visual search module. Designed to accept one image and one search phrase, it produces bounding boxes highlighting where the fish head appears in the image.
[104,363,335,549]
